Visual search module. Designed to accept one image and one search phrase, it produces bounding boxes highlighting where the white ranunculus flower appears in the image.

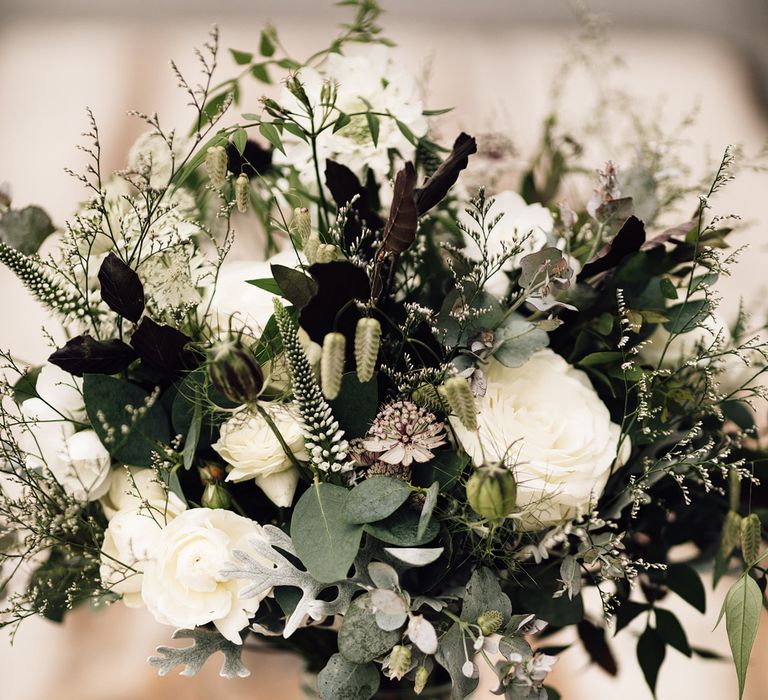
[99,493,186,607]
[451,350,629,530]
[53,429,113,502]
[141,508,274,643]
[100,466,180,520]
[127,131,176,189]
[35,363,86,423]
[212,403,307,507]
[461,190,557,298]
[275,46,427,182]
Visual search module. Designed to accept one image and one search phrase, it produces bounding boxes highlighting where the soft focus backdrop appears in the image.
[1,1,768,698]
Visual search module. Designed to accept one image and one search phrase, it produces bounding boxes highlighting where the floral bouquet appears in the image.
[2,3,768,699]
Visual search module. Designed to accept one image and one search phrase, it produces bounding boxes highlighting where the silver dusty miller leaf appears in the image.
[222,524,369,638]
[148,627,250,679]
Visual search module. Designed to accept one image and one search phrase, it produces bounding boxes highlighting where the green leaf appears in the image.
[422,107,453,116]
[83,374,170,467]
[365,112,380,147]
[417,482,440,540]
[666,563,706,613]
[259,28,276,57]
[328,373,378,438]
[659,277,678,300]
[259,122,285,154]
[415,450,468,489]
[493,316,549,368]
[337,594,401,664]
[614,600,649,633]
[12,366,41,404]
[333,112,352,133]
[363,506,439,546]
[0,206,55,254]
[290,483,363,583]
[663,299,710,334]
[395,119,418,146]
[719,574,762,698]
[545,687,561,700]
[232,126,248,155]
[246,277,282,295]
[229,48,253,65]
[343,476,412,525]
[172,131,228,188]
[637,627,666,697]
[461,567,512,625]
[317,653,380,700]
[434,624,479,699]
[655,609,691,656]
[578,351,623,367]
[182,397,202,470]
[250,63,271,84]
[270,263,317,309]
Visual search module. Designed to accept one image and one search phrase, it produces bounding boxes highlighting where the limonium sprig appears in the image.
[272,298,351,474]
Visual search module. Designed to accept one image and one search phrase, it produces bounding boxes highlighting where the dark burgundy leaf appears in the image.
[642,219,697,249]
[577,620,618,676]
[414,132,477,214]
[578,215,646,280]
[381,162,418,256]
[130,318,196,372]
[48,335,138,377]
[271,263,318,309]
[97,253,145,322]
[226,139,273,178]
[325,160,383,230]
[299,262,370,360]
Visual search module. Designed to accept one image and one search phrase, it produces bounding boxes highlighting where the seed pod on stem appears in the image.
[321,332,346,400]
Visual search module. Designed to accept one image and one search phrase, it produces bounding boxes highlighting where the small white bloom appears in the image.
[34,364,86,423]
[451,350,630,530]
[141,508,275,644]
[212,403,308,507]
[54,429,112,502]
[99,492,186,607]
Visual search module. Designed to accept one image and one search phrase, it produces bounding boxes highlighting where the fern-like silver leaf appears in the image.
[148,627,250,679]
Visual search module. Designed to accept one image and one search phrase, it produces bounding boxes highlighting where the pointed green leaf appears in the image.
[417,482,439,540]
[229,49,253,65]
[259,122,285,154]
[365,112,380,147]
[721,574,762,698]
[666,563,706,613]
[655,609,691,657]
[637,627,666,697]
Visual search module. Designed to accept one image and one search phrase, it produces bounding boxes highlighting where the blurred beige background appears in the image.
[1,1,768,698]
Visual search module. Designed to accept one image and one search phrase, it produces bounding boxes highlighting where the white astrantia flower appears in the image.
[53,429,112,502]
[451,350,630,530]
[127,131,177,190]
[34,363,86,423]
[212,402,307,507]
[136,242,205,315]
[461,190,559,298]
[99,489,186,607]
[141,508,275,644]
[275,45,427,182]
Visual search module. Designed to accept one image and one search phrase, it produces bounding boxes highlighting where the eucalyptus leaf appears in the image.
[0,205,54,254]
[383,547,444,567]
[461,567,512,625]
[344,476,412,525]
[435,623,479,699]
[493,316,549,368]
[338,593,401,663]
[363,506,439,546]
[417,482,440,540]
[291,483,364,583]
[317,653,380,700]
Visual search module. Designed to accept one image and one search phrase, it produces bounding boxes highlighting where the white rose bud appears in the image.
[141,508,274,643]
[212,402,307,507]
[35,364,86,423]
[53,429,112,502]
[451,349,630,529]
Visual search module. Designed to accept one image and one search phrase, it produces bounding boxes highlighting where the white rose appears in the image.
[461,191,556,297]
[19,397,75,472]
[100,465,181,519]
[127,131,176,189]
[141,508,274,643]
[100,490,186,607]
[35,363,86,422]
[212,403,307,507]
[53,429,112,502]
[451,350,629,530]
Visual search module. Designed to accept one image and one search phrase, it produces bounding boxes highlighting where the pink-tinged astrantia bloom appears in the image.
[363,400,446,467]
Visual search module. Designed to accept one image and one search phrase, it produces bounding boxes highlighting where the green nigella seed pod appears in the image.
[208,339,264,405]
[476,609,503,635]
[202,482,232,510]
[321,332,346,400]
[466,465,517,521]
[289,207,311,245]
[388,645,412,681]
[355,317,381,383]
[721,510,742,556]
[414,665,429,695]
[740,513,761,565]
[205,145,228,189]
[442,376,478,431]
[235,173,249,213]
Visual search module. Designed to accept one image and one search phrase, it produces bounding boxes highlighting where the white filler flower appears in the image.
[213,403,307,507]
[451,349,629,529]
[141,508,274,643]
